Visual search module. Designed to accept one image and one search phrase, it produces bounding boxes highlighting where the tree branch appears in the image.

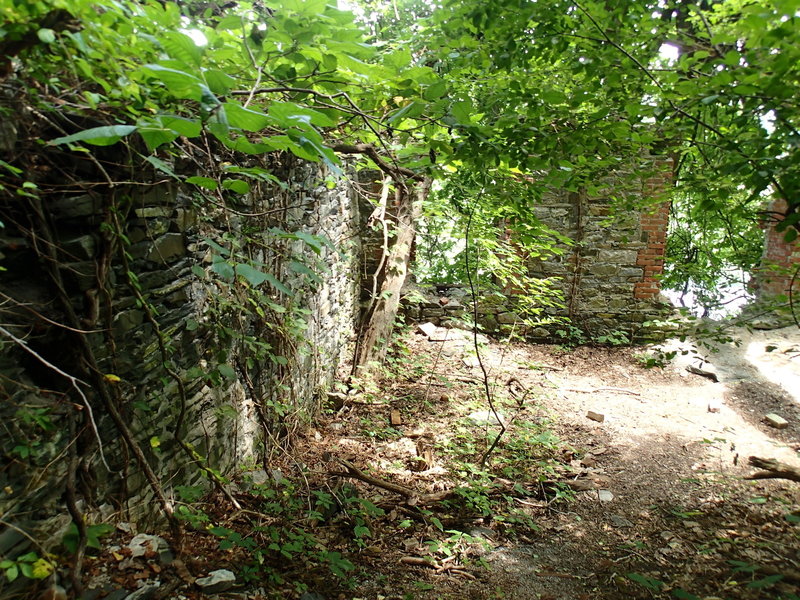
[331,143,423,181]
[746,456,800,483]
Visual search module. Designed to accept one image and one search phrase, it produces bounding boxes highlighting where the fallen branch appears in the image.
[327,456,454,504]
[562,386,641,396]
[328,456,417,497]
[746,456,800,483]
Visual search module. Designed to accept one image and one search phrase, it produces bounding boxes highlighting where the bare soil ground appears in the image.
[79,325,800,600]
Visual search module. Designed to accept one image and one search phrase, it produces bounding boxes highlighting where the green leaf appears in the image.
[5,564,18,582]
[204,239,231,256]
[0,159,23,175]
[138,126,179,151]
[218,364,236,380]
[264,273,292,296]
[450,100,473,125]
[423,81,447,100]
[37,28,55,43]
[160,115,202,138]
[540,89,567,104]
[204,69,236,95]
[627,573,664,592]
[144,155,179,179]
[142,64,204,100]
[216,15,244,30]
[269,101,336,128]
[211,258,235,281]
[747,574,783,589]
[388,100,425,124]
[294,231,325,254]
[672,589,701,600]
[289,260,322,282]
[162,31,203,66]
[222,179,250,194]
[50,125,137,147]
[235,263,269,286]
[186,176,218,190]
[224,103,274,131]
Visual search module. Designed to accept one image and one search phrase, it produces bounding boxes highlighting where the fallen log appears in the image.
[745,456,800,483]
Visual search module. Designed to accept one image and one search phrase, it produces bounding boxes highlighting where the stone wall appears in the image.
[0,155,360,565]
[753,197,800,299]
[401,163,675,343]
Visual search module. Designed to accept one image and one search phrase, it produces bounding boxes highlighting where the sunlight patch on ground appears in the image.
[744,338,800,404]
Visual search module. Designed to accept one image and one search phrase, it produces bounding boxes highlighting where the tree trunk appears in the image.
[353,178,429,374]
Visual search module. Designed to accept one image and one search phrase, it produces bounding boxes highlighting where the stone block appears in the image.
[127,227,147,244]
[60,234,96,260]
[60,261,96,291]
[130,183,178,207]
[113,310,144,336]
[136,217,170,237]
[619,267,644,278]
[135,207,172,218]
[586,411,605,423]
[138,270,172,290]
[589,264,620,277]
[50,195,101,219]
[174,208,197,232]
[146,233,185,264]
[764,413,788,429]
[497,311,520,324]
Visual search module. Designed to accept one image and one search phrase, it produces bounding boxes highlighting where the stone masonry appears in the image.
[402,162,675,342]
[0,155,361,570]
[753,197,800,300]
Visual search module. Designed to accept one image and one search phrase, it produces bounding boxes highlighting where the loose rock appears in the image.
[609,515,634,528]
[126,534,168,560]
[124,584,160,600]
[598,489,614,502]
[765,413,789,429]
[586,411,605,423]
[195,569,236,594]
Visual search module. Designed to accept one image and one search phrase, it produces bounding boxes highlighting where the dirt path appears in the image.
[471,327,800,599]
[329,325,800,600]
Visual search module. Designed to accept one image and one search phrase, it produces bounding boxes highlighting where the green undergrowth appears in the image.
[165,330,577,596]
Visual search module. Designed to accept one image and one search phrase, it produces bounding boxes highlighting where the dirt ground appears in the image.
[310,324,800,600]
[77,325,800,600]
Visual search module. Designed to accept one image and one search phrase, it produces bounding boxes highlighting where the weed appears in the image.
[0,552,54,583]
[594,329,630,346]
[554,324,587,347]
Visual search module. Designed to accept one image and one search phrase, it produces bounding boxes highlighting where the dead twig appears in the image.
[399,556,476,579]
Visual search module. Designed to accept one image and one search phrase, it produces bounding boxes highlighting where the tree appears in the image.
[362,0,799,315]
